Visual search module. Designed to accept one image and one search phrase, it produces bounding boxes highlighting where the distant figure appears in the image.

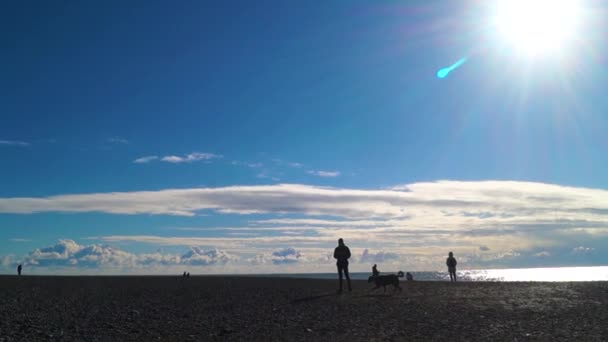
[372,264,379,277]
[186,272,190,277]
[333,238,352,293]
[446,252,457,282]
[406,272,414,281]
[17,264,22,276]
[183,271,187,277]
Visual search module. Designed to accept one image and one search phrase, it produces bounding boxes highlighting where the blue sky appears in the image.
[1,0,608,274]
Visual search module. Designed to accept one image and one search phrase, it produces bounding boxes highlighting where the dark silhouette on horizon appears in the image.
[372,264,379,277]
[447,252,457,282]
[17,264,22,276]
[186,272,190,277]
[406,272,414,281]
[183,271,187,277]
[333,238,352,293]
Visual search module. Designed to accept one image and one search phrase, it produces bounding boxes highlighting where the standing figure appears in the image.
[372,264,379,277]
[406,272,414,281]
[446,252,457,282]
[333,238,352,293]
[17,264,22,276]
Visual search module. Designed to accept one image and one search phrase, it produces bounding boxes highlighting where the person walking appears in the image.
[334,238,352,293]
[446,252,457,282]
[17,264,22,276]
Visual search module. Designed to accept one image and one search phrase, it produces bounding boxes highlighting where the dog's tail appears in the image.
[397,271,404,278]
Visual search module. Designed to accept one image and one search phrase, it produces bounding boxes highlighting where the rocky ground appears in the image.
[0,276,607,341]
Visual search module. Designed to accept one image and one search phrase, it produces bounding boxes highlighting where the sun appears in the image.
[493,0,581,57]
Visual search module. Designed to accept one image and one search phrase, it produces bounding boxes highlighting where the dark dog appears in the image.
[368,271,404,293]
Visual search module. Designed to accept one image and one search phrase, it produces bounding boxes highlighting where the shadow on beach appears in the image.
[291,292,336,303]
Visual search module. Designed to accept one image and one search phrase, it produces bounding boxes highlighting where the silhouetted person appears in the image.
[406,272,413,281]
[334,238,352,293]
[17,264,22,276]
[372,264,379,277]
[446,252,457,282]
[186,272,190,277]
[183,271,187,277]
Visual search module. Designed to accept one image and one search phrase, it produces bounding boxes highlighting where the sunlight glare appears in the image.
[493,0,581,57]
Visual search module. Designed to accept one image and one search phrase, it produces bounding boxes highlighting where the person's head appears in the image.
[449,251,453,257]
[338,238,344,246]
[373,264,376,267]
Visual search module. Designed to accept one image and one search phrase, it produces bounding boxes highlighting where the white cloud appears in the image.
[571,246,595,254]
[3,180,608,271]
[233,161,264,168]
[9,238,30,242]
[533,251,551,257]
[248,247,305,265]
[180,247,238,265]
[107,137,129,144]
[2,180,608,224]
[21,240,238,269]
[307,170,340,177]
[133,155,159,164]
[0,181,606,230]
[0,140,29,146]
[359,249,400,263]
[270,247,302,264]
[161,152,221,164]
[1,255,13,268]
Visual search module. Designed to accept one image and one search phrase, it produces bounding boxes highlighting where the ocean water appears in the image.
[261,266,608,282]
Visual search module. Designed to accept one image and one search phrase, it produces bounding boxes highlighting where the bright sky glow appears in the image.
[493,0,582,57]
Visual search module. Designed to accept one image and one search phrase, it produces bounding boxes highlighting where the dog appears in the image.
[368,271,404,293]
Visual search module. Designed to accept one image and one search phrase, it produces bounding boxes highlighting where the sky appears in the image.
[1,0,608,275]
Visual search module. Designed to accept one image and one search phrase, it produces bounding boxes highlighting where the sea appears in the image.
[258,266,608,282]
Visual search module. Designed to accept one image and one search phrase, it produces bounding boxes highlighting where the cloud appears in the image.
[0,140,29,146]
[232,161,263,168]
[1,255,14,268]
[107,137,129,144]
[21,240,237,269]
[307,170,340,177]
[533,251,551,257]
[270,247,302,264]
[133,155,159,164]
[1,181,608,225]
[4,180,608,270]
[9,238,30,242]
[161,152,221,164]
[359,249,400,263]
[180,247,238,265]
[571,246,594,254]
[249,247,305,265]
[25,239,135,267]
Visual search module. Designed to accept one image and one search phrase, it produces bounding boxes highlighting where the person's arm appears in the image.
[333,248,338,259]
[454,259,457,266]
[446,258,450,266]
[346,247,351,259]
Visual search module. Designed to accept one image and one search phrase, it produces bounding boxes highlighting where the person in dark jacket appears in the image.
[334,238,352,293]
[446,252,457,282]
[17,264,22,276]
[372,264,379,277]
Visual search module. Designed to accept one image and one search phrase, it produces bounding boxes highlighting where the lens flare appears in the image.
[437,58,468,78]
